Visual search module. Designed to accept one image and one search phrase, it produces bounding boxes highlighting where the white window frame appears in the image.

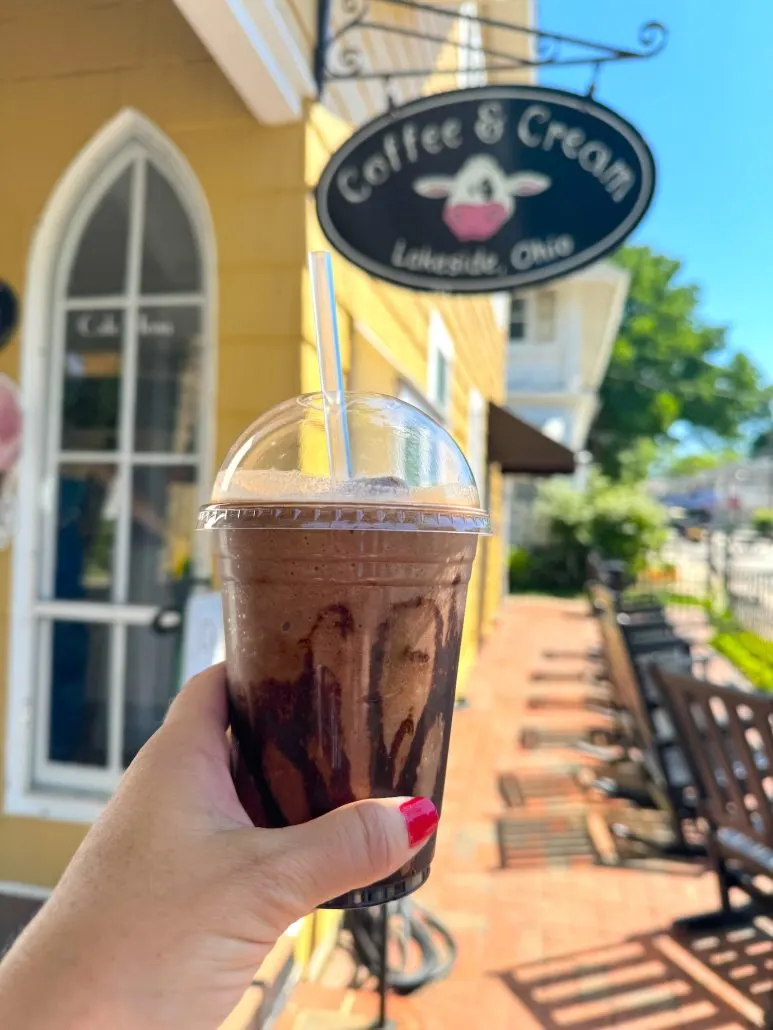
[397,381,443,488]
[490,294,510,335]
[457,1,487,89]
[427,310,455,423]
[5,109,217,824]
[466,388,487,503]
[508,290,558,345]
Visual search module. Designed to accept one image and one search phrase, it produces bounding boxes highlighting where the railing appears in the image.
[635,531,773,641]
[726,566,773,640]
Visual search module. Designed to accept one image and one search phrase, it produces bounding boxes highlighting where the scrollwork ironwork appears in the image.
[535,34,561,65]
[637,21,669,58]
[324,0,370,80]
[314,0,668,97]
[327,42,368,79]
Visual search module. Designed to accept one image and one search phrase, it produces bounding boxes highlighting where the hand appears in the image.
[0,664,438,1030]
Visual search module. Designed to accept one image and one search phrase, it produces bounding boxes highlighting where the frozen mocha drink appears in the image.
[198,394,490,908]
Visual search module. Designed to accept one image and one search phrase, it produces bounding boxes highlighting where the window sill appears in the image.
[4,787,106,825]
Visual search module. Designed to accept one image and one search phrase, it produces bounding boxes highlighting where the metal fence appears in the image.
[636,530,773,641]
[726,565,773,639]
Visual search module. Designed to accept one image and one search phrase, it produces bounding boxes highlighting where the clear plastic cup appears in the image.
[198,392,490,908]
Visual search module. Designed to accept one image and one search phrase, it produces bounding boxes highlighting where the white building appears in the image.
[503,260,630,546]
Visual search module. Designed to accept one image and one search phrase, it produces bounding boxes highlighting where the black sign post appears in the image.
[316,85,656,294]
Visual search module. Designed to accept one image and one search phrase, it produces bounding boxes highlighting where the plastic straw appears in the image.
[308,251,352,481]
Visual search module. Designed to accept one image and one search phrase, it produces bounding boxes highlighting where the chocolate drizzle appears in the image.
[230,592,464,828]
[218,519,477,899]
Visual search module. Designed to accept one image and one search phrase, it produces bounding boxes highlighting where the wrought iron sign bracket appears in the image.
[314,0,667,99]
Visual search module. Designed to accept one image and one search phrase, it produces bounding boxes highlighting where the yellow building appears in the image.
[0,0,571,1023]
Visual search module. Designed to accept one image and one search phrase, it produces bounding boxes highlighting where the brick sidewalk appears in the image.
[283,597,754,1029]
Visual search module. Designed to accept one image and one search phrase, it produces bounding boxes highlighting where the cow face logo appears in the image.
[413,155,551,243]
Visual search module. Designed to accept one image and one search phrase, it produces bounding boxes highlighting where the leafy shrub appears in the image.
[588,484,668,572]
[733,631,773,666]
[508,545,584,594]
[507,473,667,595]
[535,472,666,577]
[508,547,532,591]
[662,591,710,610]
[753,508,773,537]
[711,630,773,691]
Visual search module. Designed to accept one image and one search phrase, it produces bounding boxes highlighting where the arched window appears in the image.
[9,112,214,811]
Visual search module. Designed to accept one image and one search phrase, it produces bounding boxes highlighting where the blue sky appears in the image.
[538,0,773,380]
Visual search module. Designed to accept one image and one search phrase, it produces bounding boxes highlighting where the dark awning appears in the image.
[487,403,576,476]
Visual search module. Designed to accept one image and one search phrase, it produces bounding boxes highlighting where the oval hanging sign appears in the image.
[316,85,656,294]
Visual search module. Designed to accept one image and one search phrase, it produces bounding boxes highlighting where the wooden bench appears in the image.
[654,668,773,939]
[588,604,708,862]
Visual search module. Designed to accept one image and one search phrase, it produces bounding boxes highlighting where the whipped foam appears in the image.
[211,469,481,510]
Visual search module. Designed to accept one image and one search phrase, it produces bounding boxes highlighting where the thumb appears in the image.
[261,796,438,913]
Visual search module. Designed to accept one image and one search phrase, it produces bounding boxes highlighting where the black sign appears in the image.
[0,283,18,348]
[316,86,656,293]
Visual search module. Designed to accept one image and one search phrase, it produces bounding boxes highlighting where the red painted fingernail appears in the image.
[400,797,438,847]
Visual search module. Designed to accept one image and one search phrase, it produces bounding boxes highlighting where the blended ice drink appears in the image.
[198,393,489,908]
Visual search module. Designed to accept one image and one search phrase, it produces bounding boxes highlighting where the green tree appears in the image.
[752,427,773,458]
[589,246,771,479]
[663,449,741,477]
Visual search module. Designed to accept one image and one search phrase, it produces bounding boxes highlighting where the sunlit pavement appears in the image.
[278,598,756,1029]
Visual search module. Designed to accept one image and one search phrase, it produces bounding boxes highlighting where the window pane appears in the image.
[141,164,201,294]
[128,465,197,606]
[134,307,201,453]
[509,296,526,340]
[47,620,110,767]
[123,625,178,766]
[54,464,117,602]
[62,310,123,451]
[68,167,132,297]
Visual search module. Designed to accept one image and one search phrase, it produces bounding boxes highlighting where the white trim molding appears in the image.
[588,263,631,391]
[0,881,52,902]
[467,387,487,503]
[457,1,487,89]
[489,294,510,335]
[6,109,218,824]
[172,0,315,125]
[427,310,455,421]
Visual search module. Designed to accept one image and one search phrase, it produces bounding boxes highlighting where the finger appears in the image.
[164,662,229,735]
[257,796,438,913]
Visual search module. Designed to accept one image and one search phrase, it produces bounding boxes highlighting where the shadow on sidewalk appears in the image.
[495,922,773,1029]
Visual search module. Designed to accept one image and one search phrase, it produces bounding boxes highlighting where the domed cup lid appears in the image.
[197,392,490,534]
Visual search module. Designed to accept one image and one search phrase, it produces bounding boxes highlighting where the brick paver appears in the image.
[408,598,725,1029]
[287,597,760,1029]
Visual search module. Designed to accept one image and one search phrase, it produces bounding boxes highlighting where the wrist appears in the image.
[0,921,123,1030]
